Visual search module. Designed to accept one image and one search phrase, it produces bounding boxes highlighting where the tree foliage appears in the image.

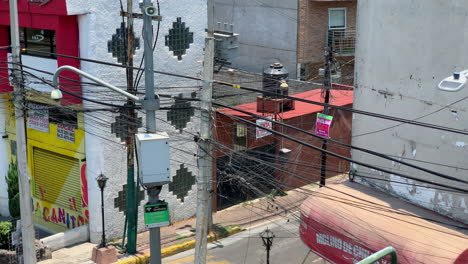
[5,161,20,218]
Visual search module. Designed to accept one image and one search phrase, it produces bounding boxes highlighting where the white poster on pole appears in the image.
[256,118,272,139]
[27,103,49,132]
[7,53,13,86]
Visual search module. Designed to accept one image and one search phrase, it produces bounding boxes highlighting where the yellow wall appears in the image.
[4,96,88,232]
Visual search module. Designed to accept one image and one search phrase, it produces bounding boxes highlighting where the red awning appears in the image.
[300,181,468,264]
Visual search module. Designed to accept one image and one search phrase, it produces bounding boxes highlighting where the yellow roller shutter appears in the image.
[32,148,82,212]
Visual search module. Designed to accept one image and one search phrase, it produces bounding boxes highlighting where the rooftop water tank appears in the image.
[263,63,289,98]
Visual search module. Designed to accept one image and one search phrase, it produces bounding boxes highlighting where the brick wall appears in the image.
[298,0,357,80]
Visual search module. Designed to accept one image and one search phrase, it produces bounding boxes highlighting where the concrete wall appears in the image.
[77,0,205,243]
[0,99,9,216]
[214,0,298,78]
[352,0,468,223]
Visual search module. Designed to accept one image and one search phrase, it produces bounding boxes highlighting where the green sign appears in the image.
[144,202,170,228]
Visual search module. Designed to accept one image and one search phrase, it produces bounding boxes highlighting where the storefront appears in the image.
[3,99,87,232]
[0,0,85,232]
[0,0,80,104]
[300,181,468,264]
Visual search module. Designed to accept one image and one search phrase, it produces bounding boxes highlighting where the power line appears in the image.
[215,111,468,192]
[213,145,468,234]
[214,82,468,136]
[9,67,199,111]
[213,102,468,185]
[10,51,468,136]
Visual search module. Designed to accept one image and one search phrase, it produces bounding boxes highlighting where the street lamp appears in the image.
[438,70,468,92]
[51,65,144,103]
[96,173,109,248]
[259,228,275,264]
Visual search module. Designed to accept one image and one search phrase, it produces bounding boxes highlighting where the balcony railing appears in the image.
[327,29,356,56]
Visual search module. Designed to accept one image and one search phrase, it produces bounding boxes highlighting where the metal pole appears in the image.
[125,0,138,254]
[147,187,162,264]
[194,0,215,262]
[140,1,161,263]
[100,187,106,248]
[142,0,156,132]
[357,247,398,264]
[266,243,270,264]
[53,66,140,102]
[319,45,333,187]
[9,1,36,263]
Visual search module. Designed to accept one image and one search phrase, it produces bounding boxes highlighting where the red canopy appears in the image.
[300,181,468,264]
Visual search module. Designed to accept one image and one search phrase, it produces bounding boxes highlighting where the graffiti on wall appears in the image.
[33,200,88,229]
[32,163,88,231]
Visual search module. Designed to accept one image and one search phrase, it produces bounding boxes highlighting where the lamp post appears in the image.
[259,228,275,264]
[96,174,109,248]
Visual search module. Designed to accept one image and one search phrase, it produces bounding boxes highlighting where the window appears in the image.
[48,107,77,127]
[233,123,247,150]
[328,8,347,30]
[10,27,56,58]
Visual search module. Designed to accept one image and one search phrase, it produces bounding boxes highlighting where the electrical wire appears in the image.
[215,82,468,136]
[213,102,467,185]
[215,111,468,192]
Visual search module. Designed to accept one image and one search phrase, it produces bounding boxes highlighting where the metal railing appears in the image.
[357,246,398,264]
[327,29,356,56]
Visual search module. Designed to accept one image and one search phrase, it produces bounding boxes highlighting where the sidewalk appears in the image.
[39,175,347,264]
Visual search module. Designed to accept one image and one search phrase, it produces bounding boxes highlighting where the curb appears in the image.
[115,226,242,264]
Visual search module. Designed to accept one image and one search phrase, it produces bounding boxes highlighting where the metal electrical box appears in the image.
[136,132,171,186]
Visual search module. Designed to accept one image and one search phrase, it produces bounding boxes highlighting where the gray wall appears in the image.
[214,0,298,78]
[352,0,468,223]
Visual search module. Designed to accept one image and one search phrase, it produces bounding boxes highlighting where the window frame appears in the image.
[8,27,56,59]
[328,8,347,30]
[233,123,248,150]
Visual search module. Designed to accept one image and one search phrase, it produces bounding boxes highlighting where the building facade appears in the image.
[299,2,468,263]
[214,88,353,210]
[0,0,206,243]
[214,0,299,78]
[352,0,468,223]
[297,0,357,83]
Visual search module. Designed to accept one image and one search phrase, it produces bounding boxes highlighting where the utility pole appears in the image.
[319,45,333,187]
[9,0,36,263]
[125,0,138,254]
[194,0,214,262]
[140,1,162,263]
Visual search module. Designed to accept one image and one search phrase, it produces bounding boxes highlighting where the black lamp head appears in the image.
[96,174,108,189]
[260,228,275,239]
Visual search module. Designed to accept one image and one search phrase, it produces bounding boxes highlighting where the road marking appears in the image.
[165,255,230,264]
[312,258,322,263]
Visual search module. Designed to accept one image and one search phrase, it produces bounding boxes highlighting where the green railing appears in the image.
[357,246,398,264]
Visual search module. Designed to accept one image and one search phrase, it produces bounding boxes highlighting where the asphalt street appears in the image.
[163,217,326,264]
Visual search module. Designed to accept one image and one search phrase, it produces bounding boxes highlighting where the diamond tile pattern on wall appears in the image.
[167,95,195,132]
[165,17,194,60]
[169,164,195,202]
[107,22,140,64]
[114,184,146,214]
[111,106,142,142]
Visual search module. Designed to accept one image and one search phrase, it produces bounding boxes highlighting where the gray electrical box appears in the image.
[136,132,171,186]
